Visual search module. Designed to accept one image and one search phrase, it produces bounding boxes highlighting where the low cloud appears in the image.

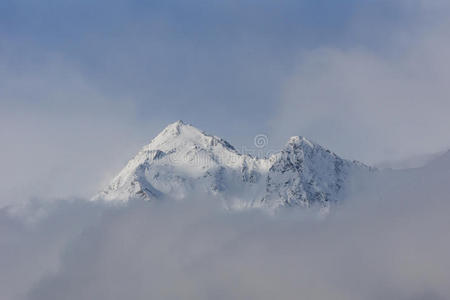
[0,53,166,207]
[1,156,449,300]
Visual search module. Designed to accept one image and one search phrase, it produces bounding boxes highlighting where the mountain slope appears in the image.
[94,121,373,210]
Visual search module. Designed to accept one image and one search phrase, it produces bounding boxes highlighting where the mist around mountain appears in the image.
[2,0,450,298]
[1,139,450,300]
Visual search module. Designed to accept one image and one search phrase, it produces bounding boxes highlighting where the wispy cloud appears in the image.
[271,2,450,163]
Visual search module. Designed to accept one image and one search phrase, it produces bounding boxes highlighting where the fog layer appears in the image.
[1,154,450,300]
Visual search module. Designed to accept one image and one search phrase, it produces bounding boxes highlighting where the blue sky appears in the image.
[1,0,450,201]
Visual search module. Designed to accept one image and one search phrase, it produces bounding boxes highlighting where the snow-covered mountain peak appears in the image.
[95,122,374,210]
[148,120,203,148]
[285,136,317,151]
[157,120,186,136]
[148,120,237,154]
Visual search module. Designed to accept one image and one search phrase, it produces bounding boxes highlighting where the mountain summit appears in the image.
[94,121,373,210]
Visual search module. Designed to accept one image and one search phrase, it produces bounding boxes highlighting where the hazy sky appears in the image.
[2,2,450,300]
[1,0,450,202]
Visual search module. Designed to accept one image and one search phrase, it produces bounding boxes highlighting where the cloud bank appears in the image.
[1,155,450,300]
